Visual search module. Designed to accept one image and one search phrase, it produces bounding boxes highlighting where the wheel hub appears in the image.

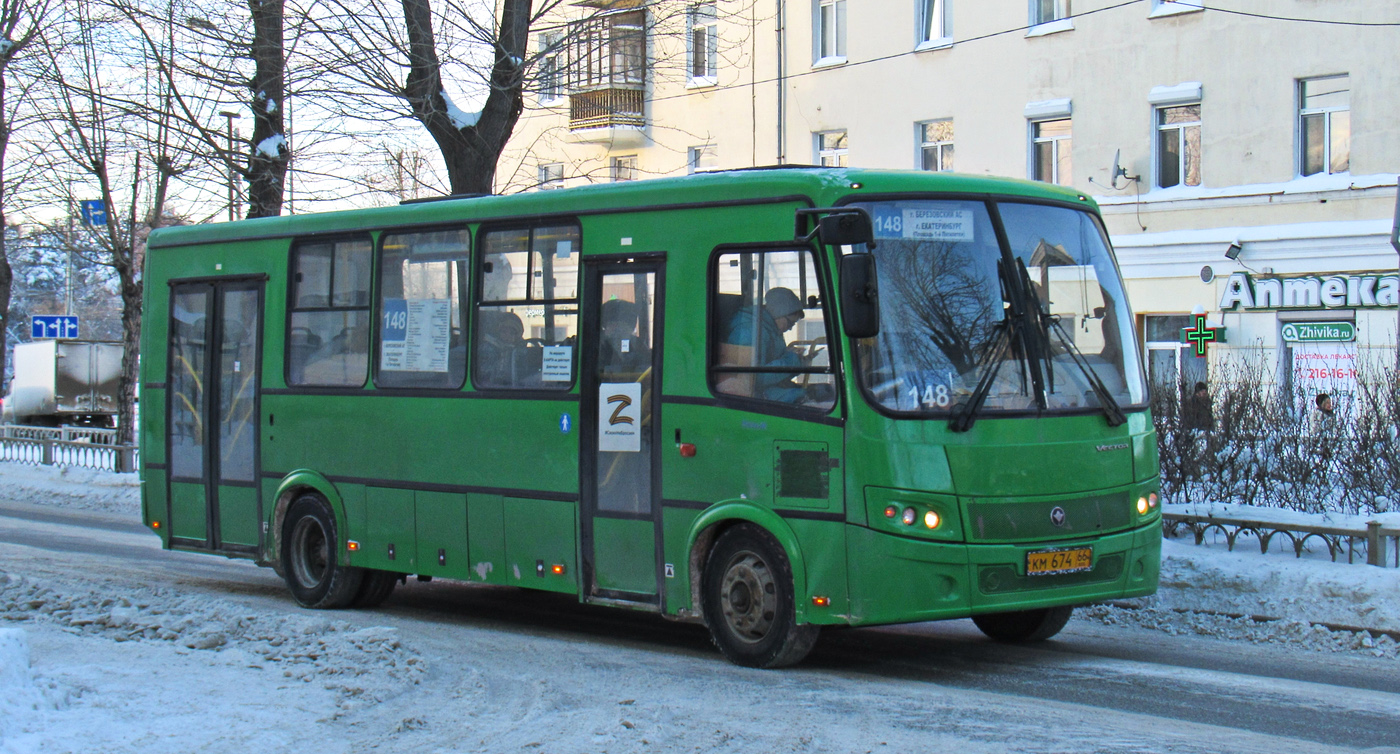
[719,552,777,643]
[290,517,329,588]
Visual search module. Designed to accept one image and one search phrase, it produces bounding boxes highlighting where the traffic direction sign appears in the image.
[80,199,107,226]
[31,315,80,339]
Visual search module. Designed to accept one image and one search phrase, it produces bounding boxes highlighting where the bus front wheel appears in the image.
[972,606,1074,642]
[702,524,819,668]
[282,494,363,609]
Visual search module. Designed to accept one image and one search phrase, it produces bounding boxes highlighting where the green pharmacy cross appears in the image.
[1180,314,1225,357]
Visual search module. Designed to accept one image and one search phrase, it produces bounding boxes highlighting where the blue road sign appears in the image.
[31,315,80,339]
[80,200,107,226]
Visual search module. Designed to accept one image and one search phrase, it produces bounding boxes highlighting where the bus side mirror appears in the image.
[817,211,875,248]
[840,253,880,339]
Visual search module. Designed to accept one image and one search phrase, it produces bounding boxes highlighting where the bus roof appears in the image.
[147,167,1095,250]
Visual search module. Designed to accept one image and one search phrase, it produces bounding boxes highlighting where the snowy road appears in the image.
[2,491,1400,752]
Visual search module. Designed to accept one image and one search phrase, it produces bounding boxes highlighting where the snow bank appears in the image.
[0,628,41,738]
[0,570,423,709]
[1082,539,1400,659]
[0,462,139,514]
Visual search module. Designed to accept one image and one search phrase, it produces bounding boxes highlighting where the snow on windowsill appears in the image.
[1095,172,1398,208]
[1149,0,1203,18]
[914,37,953,53]
[811,55,847,70]
[1025,18,1073,38]
[685,76,718,90]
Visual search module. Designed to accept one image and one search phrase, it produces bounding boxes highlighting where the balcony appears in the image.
[569,87,645,131]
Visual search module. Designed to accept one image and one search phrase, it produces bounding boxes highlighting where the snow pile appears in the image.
[0,464,139,515]
[1081,539,1400,659]
[0,628,71,741]
[0,570,424,708]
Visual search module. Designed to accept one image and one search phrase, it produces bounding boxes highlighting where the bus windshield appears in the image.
[850,199,1146,416]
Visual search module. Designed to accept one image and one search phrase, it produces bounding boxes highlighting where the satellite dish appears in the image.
[1110,149,1124,189]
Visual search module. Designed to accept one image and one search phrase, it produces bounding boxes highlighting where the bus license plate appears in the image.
[1026,547,1093,576]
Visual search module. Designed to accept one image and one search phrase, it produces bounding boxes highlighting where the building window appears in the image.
[687,2,718,84]
[571,10,646,89]
[918,120,953,171]
[919,0,950,46]
[814,0,847,63]
[538,31,564,102]
[711,248,834,409]
[1300,75,1349,176]
[474,225,580,390]
[287,237,373,387]
[374,229,470,390]
[1156,104,1201,188]
[1032,118,1072,185]
[689,144,718,173]
[816,131,848,167]
[1030,0,1068,26]
[611,155,638,182]
[538,162,564,190]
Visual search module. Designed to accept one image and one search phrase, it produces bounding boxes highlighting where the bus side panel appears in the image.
[218,486,259,547]
[845,527,971,626]
[660,506,702,613]
[785,519,850,625]
[591,517,653,594]
[362,486,417,571]
[503,497,577,594]
[416,490,469,578]
[144,469,170,545]
[467,493,507,584]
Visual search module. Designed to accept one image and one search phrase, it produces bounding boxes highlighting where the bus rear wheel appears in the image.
[352,570,400,608]
[972,606,1074,642]
[702,524,819,668]
[282,494,363,609]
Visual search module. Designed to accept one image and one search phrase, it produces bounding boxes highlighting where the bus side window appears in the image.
[710,248,836,410]
[473,224,580,390]
[374,228,471,390]
[287,237,373,387]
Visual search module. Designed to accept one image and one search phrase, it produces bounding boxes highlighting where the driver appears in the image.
[725,287,807,402]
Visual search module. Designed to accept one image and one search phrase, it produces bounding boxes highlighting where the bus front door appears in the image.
[166,280,263,556]
[580,260,663,605]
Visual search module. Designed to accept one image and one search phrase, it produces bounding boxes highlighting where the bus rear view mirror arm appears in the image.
[795,207,877,249]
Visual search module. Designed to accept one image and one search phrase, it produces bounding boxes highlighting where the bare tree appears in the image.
[0,0,57,390]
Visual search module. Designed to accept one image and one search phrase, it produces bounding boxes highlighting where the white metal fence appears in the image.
[0,424,138,473]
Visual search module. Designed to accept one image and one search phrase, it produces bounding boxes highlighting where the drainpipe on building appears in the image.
[1391,176,1399,369]
[775,0,785,164]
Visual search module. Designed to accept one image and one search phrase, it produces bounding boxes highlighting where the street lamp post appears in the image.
[219,111,240,222]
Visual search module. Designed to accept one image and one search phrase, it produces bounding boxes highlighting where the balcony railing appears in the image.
[569,87,645,131]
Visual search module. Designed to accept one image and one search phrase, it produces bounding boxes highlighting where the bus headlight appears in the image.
[1136,497,1149,515]
[924,511,941,529]
[901,507,917,526]
[1148,492,1158,508]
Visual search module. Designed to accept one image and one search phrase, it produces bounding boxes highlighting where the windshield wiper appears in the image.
[1016,259,1127,427]
[949,258,1043,432]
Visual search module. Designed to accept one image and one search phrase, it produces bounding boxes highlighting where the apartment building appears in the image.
[499,0,1400,400]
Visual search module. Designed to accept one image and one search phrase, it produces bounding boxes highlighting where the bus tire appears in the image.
[281,494,363,609]
[352,570,399,609]
[702,523,819,668]
[972,606,1074,642]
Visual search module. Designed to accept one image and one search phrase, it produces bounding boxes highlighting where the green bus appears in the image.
[139,167,1160,667]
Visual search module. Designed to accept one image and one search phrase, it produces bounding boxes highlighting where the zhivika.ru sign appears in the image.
[1218,272,1399,310]
[1281,321,1356,343]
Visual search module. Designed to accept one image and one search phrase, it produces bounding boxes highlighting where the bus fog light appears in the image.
[1136,497,1149,515]
[901,507,916,526]
[1148,492,1158,508]
[924,511,941,529]
[884,505,898,519]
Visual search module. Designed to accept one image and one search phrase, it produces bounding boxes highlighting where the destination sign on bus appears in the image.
[871,206,975,242]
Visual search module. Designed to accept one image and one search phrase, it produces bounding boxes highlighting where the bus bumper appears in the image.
[843,520,1161,626]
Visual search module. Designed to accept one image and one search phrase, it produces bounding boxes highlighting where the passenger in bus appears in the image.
[725,287,807,402]
[599,299,649,377]
[475,309,526,386]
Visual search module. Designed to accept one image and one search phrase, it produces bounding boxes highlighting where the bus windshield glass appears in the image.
[850,199,1146,415]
